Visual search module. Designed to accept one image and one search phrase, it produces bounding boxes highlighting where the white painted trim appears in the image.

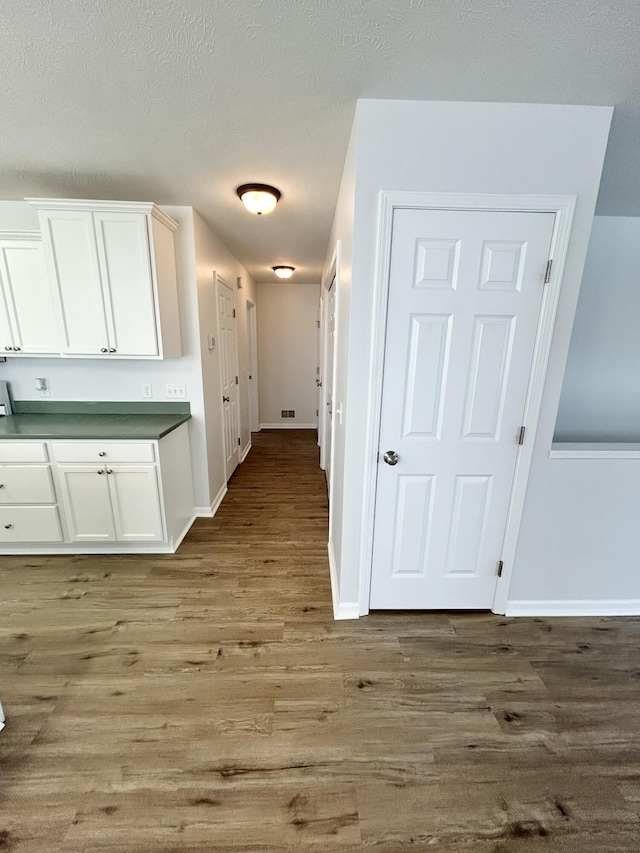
[210,482,228,516]
[328,537,360,620]
[240,441,252,463]
[358,191,577,618]
[506,600,640,617]
[171,513,197,550]
[326,241,341,542]
[0,544,178,555]
[195,482,228,518]
[26,199,178,230]
[319,249,337,471]
[550,444,640,459]
[0,230,41,241]
[259,423,317,429]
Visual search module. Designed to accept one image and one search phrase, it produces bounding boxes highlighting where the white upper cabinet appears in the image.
[0,233,59,355]
[29,200,182,358]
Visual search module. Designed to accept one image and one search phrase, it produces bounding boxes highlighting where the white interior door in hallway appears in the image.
[370,207,555,610]
[322,273,336,490]
[217,274,240,480]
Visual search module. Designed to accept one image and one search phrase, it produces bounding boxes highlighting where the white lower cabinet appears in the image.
[57,463,163,542]
[0,425,194,553]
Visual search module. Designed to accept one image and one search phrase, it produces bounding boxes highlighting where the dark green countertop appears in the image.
[0,401,191,441]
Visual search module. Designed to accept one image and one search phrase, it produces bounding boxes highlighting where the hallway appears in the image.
[1,429,640,851]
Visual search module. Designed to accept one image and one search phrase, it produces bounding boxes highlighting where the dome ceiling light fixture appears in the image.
[272,265,295,279]
[236,183,281,215]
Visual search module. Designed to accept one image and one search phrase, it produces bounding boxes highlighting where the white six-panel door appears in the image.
[370,208,555,610]
[217,276,240,480]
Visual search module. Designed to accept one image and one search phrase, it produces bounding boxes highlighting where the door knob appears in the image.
[383,450,399,466]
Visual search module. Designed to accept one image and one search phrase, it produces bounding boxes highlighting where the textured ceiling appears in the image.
[1,0,639,283]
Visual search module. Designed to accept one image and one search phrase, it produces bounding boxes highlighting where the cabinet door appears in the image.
[107,465,164,541]
[0,240,59,354]
[57,465,115,541]
[38,210,110,355]
[93,213,159,356]
[0,465,56,503]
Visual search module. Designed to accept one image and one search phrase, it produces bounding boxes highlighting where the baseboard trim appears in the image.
[171,513,197,551]
[327,538,360,621]
[259,423,317,430]
[505,599,640,617]
[240,441,252,463]
[195,483,228,518]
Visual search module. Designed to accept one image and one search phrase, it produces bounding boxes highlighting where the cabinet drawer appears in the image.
[0,465,56,504]
[0,506,63,542]
[0,442,48,462]
[51,442,155,463]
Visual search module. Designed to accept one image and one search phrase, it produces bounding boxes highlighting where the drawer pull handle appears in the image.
[98,451,106,457]
[4,523,12,529]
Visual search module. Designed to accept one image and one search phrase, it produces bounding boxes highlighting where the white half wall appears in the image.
[555,216,640,441]
[256,281,320,428]
[508,450,640,610]
[323,99,613,612]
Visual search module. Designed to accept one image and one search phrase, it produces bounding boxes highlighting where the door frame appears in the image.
[215,272,241,479]
[319,243,340,476]
[359,192,576,617]
[246,298,259,434]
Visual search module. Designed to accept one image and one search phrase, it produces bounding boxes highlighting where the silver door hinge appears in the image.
[497,560,504,578]
[518,426,526,445]
[544,259,552,284]
[235,376,239,384]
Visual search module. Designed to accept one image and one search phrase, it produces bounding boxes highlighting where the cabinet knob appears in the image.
[100,347,108,353]
[4,523,12,529]
[109,348,116,353]
[0,484,4,489]
[97,469,104,474]
[98,451,106,457]
[106,469,113,475]
[4,346,11,351]
[13,346,20,351]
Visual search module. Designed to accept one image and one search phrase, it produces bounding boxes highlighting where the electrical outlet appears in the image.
[165,383,186,399]
[35,377,50,398]
[142,383,152,398]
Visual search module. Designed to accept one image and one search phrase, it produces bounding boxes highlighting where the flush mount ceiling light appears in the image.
[236,183,281,215]
[272,266,295,279]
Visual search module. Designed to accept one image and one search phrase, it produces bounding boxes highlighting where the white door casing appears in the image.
[217,275,240,480]
[323,276,336,490]
[361,193,576,616]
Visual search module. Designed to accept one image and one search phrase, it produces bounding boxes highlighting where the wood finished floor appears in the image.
[1,429,640,852]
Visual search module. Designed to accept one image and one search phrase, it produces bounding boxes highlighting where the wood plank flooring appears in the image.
[1,428,640,851]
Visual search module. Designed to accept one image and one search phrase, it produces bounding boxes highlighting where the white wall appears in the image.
[192,210,256,510]
[256,281,320,427]
[555,216,640,441]
[0,201,255,514]
[507,450,640,612]
[322,128,356,604]
[323,100,613,613]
